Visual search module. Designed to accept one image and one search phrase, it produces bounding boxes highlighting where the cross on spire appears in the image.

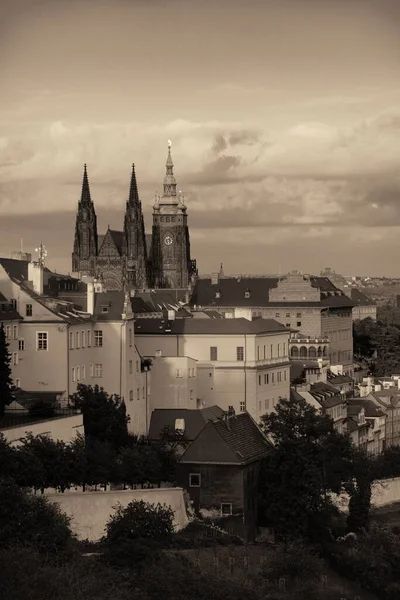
[80,163,92,205]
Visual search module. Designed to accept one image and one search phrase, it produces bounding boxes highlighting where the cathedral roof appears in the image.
[98,229,124,256]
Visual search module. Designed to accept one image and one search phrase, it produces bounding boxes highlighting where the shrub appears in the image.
[0,477,73,556]
[103,500,174,567]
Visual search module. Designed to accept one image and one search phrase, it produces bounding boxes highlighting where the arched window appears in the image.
[291,346,299,358]
[317,346,322,357]
[299,346,307,358]
[309,346,317,358]
[323,345,328,357]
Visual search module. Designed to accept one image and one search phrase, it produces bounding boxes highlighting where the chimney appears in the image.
[122,291,134,320]
[87,281,95,315]
[167,309,176,321]
[227,405,235,417]
[28,261,44,295]
[211,272,219,285]
[175,418,185,432]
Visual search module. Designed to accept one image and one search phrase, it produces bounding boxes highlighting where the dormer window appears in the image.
[244,289,251,299]
[101,306,109,313]
[215,290,221,299]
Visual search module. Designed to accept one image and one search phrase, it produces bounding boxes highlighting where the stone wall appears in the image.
[332,477,400,511]
[47,487,189,541]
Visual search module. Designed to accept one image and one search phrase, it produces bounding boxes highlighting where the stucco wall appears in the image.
[2,413,84,446]
[333,477,400,511]
[47,487,188,541]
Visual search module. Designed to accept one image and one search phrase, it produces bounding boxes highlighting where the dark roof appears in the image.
[189,276,354,309]
[309,381,343,408]
[134,290,182,312]
[179,411,272,465]
[327,372,354,385]
[351,288,376,307]
[0,257,29,282]
[135,317,288,336]
[290,388,305,402]
[347,398,386,418]
[93,291,126,321]
[98,230,124,256]
[148,406,225,440]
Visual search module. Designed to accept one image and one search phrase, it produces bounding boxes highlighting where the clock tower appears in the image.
[150,142,191,289]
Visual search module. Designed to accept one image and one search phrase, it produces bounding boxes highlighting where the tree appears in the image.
[345,446,374,533]
[258,396,355,541]
[0,323,14,418]
[70,384,129,449]
[0,433,18,480]
[17,433,71,492]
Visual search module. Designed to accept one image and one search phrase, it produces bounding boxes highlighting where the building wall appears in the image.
[68,319,147,435]
[47,487,188,541]
[135,330,290,420]
[149,355,197,411]
[2,318,22,388]
[321,309,353,373]
[2,413,84,446]
[352,305,377,322]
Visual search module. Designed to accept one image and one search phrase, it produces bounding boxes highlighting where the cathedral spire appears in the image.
[128,163,140,206]
[163,140,177,197]
[80,164,92,205]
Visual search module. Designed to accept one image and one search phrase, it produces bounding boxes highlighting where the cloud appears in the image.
[1,109,400,237]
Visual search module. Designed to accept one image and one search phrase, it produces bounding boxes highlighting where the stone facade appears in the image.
[72,147,193,291]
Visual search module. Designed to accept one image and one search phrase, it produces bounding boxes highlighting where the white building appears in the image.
[135,315,291,422]
[0,257,149,435]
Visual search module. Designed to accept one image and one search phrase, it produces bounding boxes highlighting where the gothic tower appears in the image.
[122,164,149,289]
[72,164,98,276]
[150,143,191,288]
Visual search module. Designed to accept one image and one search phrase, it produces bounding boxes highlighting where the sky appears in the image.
[1,0,400,276]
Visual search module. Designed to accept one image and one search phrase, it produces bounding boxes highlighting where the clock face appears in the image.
[164,235,173,246]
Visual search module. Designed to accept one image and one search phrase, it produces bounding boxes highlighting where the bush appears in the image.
[28,400,55,419]
[103,500,174,567]
[0,478,73,556]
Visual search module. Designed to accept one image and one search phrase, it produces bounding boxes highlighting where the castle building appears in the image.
[72,144,194,291]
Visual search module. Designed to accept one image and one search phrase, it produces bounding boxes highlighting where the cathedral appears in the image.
[72,144,196,291]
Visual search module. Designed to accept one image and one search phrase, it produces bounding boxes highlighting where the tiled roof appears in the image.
[309,381,343,408]
[347,398,386,418]
[179,412,272,465]
[134,290,182,312]
[0,257,29,282]
[351,288,376,307]
[148,406,225,440]
[189,276,354,309]
[327,372,354,385]
[134,317,288,336]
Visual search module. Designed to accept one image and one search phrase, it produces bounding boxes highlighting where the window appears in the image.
[259,400,262,412]
[69,332,74,349]
[81,331,85,348]
[296,313,302,318]
[284,370,287,381]
[94,330,103,347]
[277,372,281,382]
[176,368,182,378]
[189,473,201,487]
[263,345,266,359]
[221,503,232,516]
[81,365,85,380]
[37,332,48,351]
[90,363,94,377]
[76,366,80,381]
[15,378,20,388]
[72,367,75,382]
[128,328,132,347]
[10,299,17,309]
[129,390,134,402]
[297,321,302,327]
[129,360,133,374]
[275,312,280,318]
[270,344,273,358]
[136,360,139,372]
[87,330,92,347]
[26,304,32,316]
[5,326,11,339]
[236,346,244,361]
[94,363,102,378]
[266,374,269,384]
[13,352,18,365]
[285,312,290,318]
[283,343,286,356]
[277,343,280,357]
[264,374,267,384]
[257,345,260,360]
[101,306,108,313]
[210,346,217,361]
[265,399,270,410]
[18,340,25,351]
[13,325,18,339]
[240,401,246,412]
[285,323,290,327]
[272,372,275,383]
[142,387,145,399]
[137,388,140,400]
[258,375,261,385]
[76,331,80,349]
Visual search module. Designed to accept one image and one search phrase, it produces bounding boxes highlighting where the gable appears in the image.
[98,230,123,257]
[180,422,241,464]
